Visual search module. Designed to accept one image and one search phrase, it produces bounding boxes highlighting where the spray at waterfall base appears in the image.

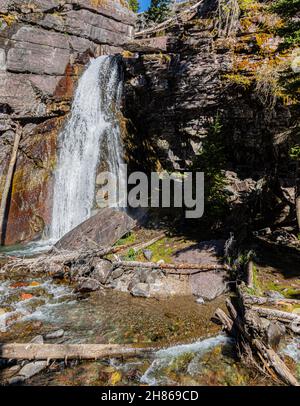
[97,165,205,219]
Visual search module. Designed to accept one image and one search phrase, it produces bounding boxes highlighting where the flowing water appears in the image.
[50,55,125,241]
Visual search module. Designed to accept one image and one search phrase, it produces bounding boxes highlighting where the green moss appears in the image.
[167,352,194,373]
[114,232,136,247]
[147,238,174,263]
[123,248,137,261]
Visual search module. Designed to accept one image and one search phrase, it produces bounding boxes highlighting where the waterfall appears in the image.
[50,55,124,241]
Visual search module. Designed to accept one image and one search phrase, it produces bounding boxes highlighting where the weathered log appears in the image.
[243,294,300,306]
[113,260,229,275]
[0,343,154,361]
[251,306,300,324]
[135,0,203,37]
[215,299,299,386]
[253,339,299,386]
[215,308,234,331]
[0,123,22,245]
[246,260,254,289]
[132,233,166,253]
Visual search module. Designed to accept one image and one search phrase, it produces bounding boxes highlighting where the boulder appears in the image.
[90,259,113,284]
[130,283,150,298]
[55,208,136,251]
[189,271,228,301]
[76,278,101,293]
[16,361,47,380]
[111,267,124,280]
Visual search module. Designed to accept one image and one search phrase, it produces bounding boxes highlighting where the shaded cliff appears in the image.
[0,0,135,245]
[123,0,300,236]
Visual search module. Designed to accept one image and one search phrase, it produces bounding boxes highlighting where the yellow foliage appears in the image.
[122,50,134,58]
[110,371,122,385]
[223,73,252,89]
[0,14,17,26]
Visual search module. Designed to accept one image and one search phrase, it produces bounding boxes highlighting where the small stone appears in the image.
[111,267,124,280]
[20,293,34,301]
[18,361,47,380]
[76,278,101,293]
[8,376,26,385]
[196,297,205,305]
[130,283,150,298]
[30,335,44,344]
[45,329,65,340]
[143,250,153,261]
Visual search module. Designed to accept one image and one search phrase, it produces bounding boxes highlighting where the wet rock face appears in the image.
[0,0,135,245]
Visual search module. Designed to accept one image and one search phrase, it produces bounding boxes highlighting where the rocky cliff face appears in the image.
[123,0,300,234]
[0,0,135,245]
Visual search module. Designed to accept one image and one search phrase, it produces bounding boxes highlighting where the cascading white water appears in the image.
[50,55,125,241]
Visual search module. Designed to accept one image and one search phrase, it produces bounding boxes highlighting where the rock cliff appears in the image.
[0,0,135,245]
[123,0,300,235]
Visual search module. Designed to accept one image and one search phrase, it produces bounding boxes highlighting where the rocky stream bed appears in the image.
[0,229,300,387]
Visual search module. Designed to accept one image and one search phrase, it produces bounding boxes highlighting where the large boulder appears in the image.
[189,271,228,301]
[55,208,136,250]
[173,240,228,301]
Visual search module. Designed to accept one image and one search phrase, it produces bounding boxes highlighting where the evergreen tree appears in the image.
[145,0,171,23]
[128,0,139,13]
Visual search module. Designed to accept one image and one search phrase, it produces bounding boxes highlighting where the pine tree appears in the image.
[145,0,171,23]
[128,0,139,13]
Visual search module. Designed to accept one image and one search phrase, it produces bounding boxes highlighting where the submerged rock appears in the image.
[55,208,136,251]
[130,283,150,298]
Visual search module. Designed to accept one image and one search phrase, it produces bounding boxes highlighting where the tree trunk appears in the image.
[0,124,22,245]
[0,343,154,361]
[113,260,229,274]
[295,161,300,232]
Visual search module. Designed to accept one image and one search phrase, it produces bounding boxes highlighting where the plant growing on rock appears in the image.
[192,116,228,221]
[127,0,139,13]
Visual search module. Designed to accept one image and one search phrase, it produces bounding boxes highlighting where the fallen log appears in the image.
[253,338,299,386]
[243,294,300,307]
[111,233,166,255]
[246,260,254,289]
[251,306,300,324]
[215,308,234,331]
[135,0,203,37]
[132,233,166,254]
[0,343,154,361]
[112,260,230,275]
